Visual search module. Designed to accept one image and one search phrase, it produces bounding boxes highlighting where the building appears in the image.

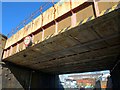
[0,34,7,57]
[0,34,7,89]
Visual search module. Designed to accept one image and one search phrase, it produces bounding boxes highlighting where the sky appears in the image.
[2,2,57,37]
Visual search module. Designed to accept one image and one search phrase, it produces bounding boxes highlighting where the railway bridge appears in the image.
[1,0,120,89]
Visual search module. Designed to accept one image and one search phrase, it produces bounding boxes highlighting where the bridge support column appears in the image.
[16,43,19,53]
[55,21,58,35]
[42,28,44,41]
[2,62,63,89]
[93,0,100,17]
[110,60,120,90]
[10,46,13,56]
[71,12,76,27]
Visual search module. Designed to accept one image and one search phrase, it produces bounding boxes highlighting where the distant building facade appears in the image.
[60,73,110,89]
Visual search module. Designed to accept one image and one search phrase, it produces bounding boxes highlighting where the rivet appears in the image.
[5,74,8,77]
[8,78,11,80]
[23,54,27,57]
[9,72,12,74]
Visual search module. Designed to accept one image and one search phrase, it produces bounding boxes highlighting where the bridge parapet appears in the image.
[3,0,120,60]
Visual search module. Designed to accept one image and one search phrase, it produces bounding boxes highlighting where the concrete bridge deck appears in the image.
[2,1,120,74]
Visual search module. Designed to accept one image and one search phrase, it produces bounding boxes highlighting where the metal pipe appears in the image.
[29,71,33,90]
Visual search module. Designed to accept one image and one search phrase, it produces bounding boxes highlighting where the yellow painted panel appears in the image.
[58,16,71,32]
[17,28,25,42]
[32,15,42,32]
[33,31,42,44]
[9,36,14,48]
[43,7,55,26]
[98,2,119,13]
[23,23,32,37]
[12,45,17,55]
[15,31,19,43]
[71,0,87,10]
[12,34,18,47]
[16,30,21,42]
[56,1,71,18]
[44,25,55,39]
[19,42,24,51]
[76,5,94,24]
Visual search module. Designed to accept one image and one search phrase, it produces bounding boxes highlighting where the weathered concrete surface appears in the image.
[2,62,62,89]
[0,34,7,56]
[0,34,7,90]
[3,8,120,74]
[1,35,62,89]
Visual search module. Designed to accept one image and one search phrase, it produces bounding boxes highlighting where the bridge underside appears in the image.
[4,9,120,74]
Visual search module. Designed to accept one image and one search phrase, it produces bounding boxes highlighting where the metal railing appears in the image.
[7,1,58,38]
